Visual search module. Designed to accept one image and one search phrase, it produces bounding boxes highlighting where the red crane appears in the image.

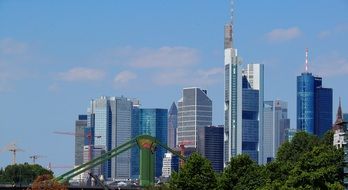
[53,131,101,162]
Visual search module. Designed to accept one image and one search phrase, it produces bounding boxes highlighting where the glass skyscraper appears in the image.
[88,96,133,179]
[131,108,168,178]
[297,73,315,133]
[197,125,224,172]
[243,64,264,164]
[263,100,290,164]
[167,102,178,149]
[224,22,243,166]
[177,87,212,149]
[297,51,332,137]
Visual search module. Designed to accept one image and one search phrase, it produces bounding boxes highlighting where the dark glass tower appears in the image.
[197,125,224,172]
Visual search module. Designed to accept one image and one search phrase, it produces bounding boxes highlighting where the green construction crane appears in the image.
[55,135,186,186]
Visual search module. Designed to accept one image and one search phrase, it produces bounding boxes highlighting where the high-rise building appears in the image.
[263,100,290,164]
[161,153,179,178]
[224,20,243,166]
[197,125,224,172]
[131,108,168,178]
[243,64,264,164]
[83,145,106,176]
[130,100,140,179]
[168,102,178,149]
[297,49,332,137]
[139,108,167,177]
[88,96,133,179]
[177,87,212,149]
[242,86,259,162]
[75,115,88,166]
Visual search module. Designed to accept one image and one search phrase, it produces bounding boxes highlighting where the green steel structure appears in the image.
[55,135,185,186]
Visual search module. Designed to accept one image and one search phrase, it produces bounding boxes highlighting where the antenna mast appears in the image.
[305,48,309,72]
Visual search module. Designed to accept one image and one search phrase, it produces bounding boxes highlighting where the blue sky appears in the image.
[0,1,347,174]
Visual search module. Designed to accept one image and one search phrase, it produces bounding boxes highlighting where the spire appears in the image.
[333,97,344,130]
[305,48,309,72]
[336,97,343,122]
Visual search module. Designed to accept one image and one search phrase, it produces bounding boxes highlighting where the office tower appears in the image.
[263,100,290,164]
[243,64,264,164]
[88,96,133,179]
[224,18,243,166]
[75,115,88,166]
[168,102,178,149]
[197,125,224,172]
[297,49,333,136]
[83,145,106,176]
[161,153,179,178]
[140,109,168,177]
[131,108,168,178]
[177,87,212,149]
[242,82,259,162]
[130,100,140,179]
[314,78,333,137]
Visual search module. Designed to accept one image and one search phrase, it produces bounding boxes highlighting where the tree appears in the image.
[276,131,320,163]
[0,163,53,185]
[169,153,217,190]
[284,144,344,189]
[218,154,265,190]
[31,174,67,190]
[264,131,344,189]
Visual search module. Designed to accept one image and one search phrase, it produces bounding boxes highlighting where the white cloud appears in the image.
[318,23,348,39]
[131,46,199,68]
[153,67,223,87]
[114,70,137,84]
[104,46,199,68]
[0,38,27,55]
[311,53,348,77]
[58,67,105,81]
[266,27,302,43]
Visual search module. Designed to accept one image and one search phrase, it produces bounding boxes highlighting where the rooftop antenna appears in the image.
[230,0,234,25]
[305,48,309,72]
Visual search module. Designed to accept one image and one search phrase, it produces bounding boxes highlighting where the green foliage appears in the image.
[276,131,320,163]
[265,131,344,189]
[218,154,265,190]
[0,163,53,185]
[169,152,217,190]
[167,131,344,189]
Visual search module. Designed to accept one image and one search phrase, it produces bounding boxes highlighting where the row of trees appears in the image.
[168,131,344,190]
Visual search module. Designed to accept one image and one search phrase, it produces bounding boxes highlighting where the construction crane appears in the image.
[29,154,45,164]
[7,143,24,165]
[53,131,101,161]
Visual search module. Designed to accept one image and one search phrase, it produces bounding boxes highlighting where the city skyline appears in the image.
[0,1,347,174]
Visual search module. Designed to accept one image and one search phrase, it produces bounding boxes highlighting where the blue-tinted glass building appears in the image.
[297,73,315,133]
[197,125,224,172]
[242,88,259,162]
[315,87,333,137]
[131,108,168,178]
[297,72,332,137]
